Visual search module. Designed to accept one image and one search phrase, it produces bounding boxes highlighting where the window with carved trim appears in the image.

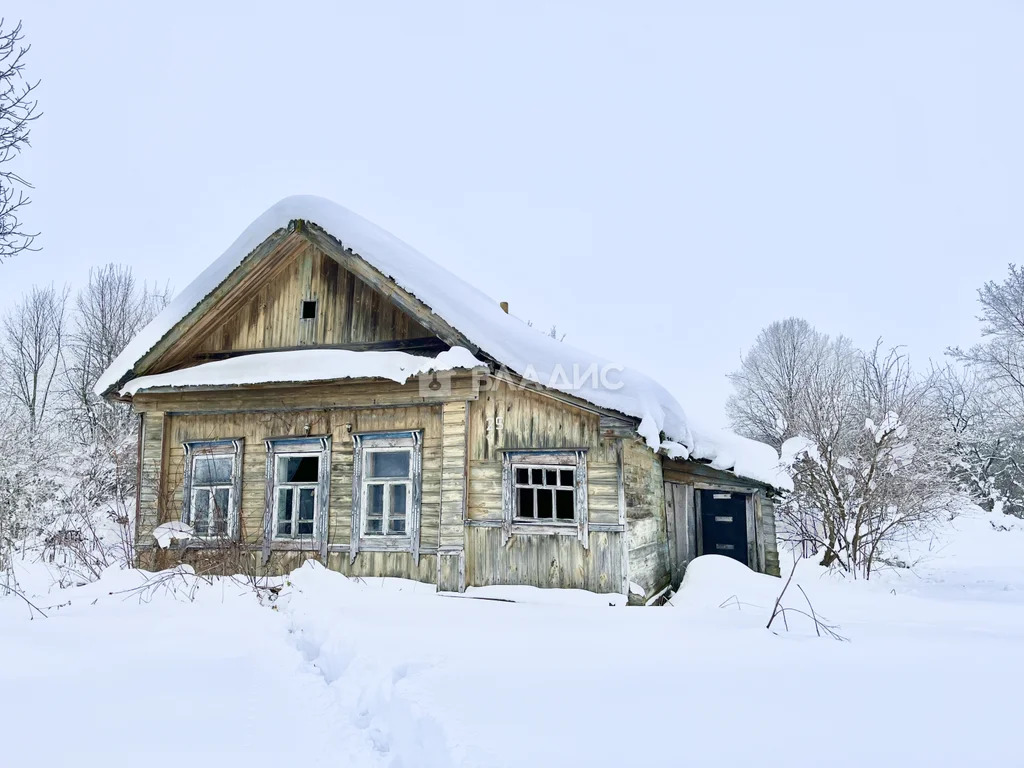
[501,450,589,548]
[351,432,422,559]
[263,437,331,551]
[183,440,243,539]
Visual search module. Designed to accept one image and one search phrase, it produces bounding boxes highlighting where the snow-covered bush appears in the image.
[0,266,168,591]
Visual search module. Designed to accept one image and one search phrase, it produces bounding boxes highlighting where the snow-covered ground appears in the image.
[3,507,1022,768]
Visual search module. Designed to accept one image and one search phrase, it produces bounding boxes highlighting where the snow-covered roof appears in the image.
[120,347,485,396]
[96,195,789,490]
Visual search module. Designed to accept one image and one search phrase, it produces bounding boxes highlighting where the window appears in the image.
[301,300,317,320]
[274,453,320,538]
[351,431,422,562]
[263,437,331,558]
[514,465,577,521]
[502,450,589,548]
[362,448,412,536]
[182,440,243,540]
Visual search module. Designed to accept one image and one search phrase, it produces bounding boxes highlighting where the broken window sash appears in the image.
[501,450,589,548]
[272,451,321,539]
[262,436,332,562]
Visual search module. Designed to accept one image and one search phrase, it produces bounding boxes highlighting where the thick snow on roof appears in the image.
[119,347,486,396]
[97,195,789,489]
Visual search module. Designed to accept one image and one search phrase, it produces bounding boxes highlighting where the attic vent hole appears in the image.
[301,300,318,320]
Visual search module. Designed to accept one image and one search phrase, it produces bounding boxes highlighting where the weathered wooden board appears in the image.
[439,401,468,549]
[464,526,623,594]
[131,374,480,414]
[623,439,669,601]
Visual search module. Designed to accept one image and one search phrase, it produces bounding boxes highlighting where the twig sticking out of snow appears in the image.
[766,558,848,641]
[1,582,48,619]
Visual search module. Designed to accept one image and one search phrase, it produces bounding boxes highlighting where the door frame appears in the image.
[693,483,764,572]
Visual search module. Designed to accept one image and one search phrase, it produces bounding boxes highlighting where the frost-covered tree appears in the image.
[62,264,169,444]
[0,19,40,263]
[0,266,169,589]
[0,284,67,431]
[729,322,960,577]
[726,318,833,451]
[947,264,1024,517]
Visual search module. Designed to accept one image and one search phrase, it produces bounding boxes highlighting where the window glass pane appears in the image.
[515,467,529,485]
[277,488,293,536]
[537,489,553,519]
[297,487,315,536]
[367,484,385,517]
[391,484,407,519]
[389,518,406,535]
[517,486,535,518]
[531,468,544,485]
[368,450,410,478]
[278,455,319,484]
[194,455,232,485]
[366,518,383,534]
[298,488,315,522]
[211,488,230,535]
[559,469,573,487]
[193,490,210,534]
[556,489,575,520]
[545,469,557,486]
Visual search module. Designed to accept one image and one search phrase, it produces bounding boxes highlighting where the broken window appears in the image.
[512,463,577,521]
[274,452,321,538]
[183,440,243,539]
[501,450,589,548]
[301,299,318,320]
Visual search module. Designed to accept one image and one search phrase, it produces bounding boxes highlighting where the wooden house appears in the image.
[96,196,787,603]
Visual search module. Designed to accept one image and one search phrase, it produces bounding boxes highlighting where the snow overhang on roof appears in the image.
[119,347,486,396]
[96,195,791,491]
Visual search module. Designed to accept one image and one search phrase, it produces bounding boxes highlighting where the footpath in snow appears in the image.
[1,506,1022,768]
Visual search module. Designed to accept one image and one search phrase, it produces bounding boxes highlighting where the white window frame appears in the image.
[359,446,414,537]
[182,439,243,541]
[262,436,331,562]
[272,451,322,540]
[502,450,589,549]
[350,431,422,564]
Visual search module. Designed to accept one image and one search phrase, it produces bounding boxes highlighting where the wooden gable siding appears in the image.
[155,239,435,372]
[464,376,626,593]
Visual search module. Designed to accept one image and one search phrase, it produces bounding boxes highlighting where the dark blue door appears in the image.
[699,490,749,565]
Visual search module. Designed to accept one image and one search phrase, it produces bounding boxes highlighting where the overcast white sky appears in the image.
[3,1,1023,429]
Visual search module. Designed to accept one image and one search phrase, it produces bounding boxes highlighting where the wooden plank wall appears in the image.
[662,458,782,577]
[158,241,434,370]
[143,403,446,582]
[623,439,669,601]
[464,377,625,593]
[138,411,166,538]
[437,401,468,591]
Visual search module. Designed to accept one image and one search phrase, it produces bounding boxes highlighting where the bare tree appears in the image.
[0,284,68,431]
[727,318,833,451]
[781,342,957,576]
[0,19,40,262]
[62,264,169,443]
